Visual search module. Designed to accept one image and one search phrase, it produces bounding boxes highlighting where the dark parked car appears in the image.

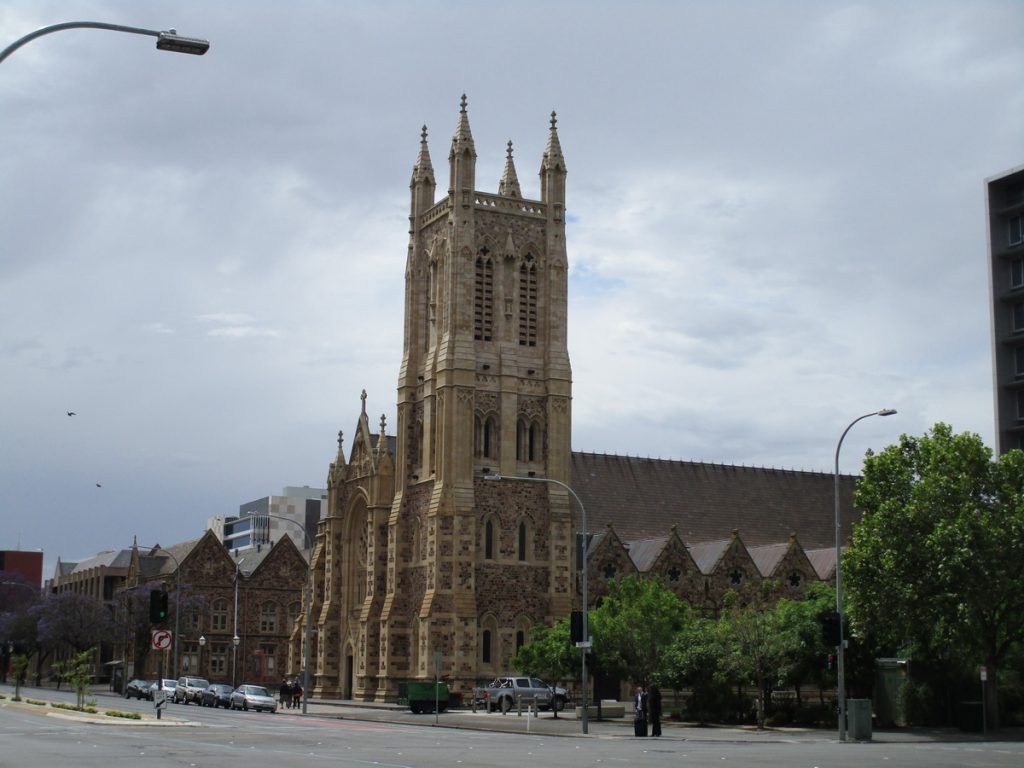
[201,683,234,708]
[124,679,154,700]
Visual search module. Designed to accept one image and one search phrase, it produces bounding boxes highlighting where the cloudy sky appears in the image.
[2,1,1021,579]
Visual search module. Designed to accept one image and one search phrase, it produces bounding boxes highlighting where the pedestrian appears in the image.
[279,678,290,709]
[648,683,662,737]
[633,685,648,737]
[292,681,302,709]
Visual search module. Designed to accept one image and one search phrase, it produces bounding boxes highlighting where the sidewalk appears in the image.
[6,682,1022,743]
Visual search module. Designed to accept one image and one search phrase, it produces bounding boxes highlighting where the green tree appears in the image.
[718,585,788,728]
[772,582,837,711]
[588,576,686,687]
[511,616,579,684]
[845,423,1024,728]
[659,612,725,723]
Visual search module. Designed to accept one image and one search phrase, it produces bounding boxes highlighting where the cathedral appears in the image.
[295,97,854,701]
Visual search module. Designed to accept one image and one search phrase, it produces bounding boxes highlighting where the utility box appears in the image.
[397,681,449,714]
[847,698,873,741]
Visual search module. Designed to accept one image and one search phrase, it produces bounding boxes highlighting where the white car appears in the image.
[149,678,178,700]
[230,684,278,713]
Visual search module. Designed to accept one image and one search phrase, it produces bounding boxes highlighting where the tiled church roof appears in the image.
[571,452,858,550]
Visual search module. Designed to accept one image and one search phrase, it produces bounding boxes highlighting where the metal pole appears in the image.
[0,20,208,64]
[486,474,589,734]
[834,408,896,742]
[252,511,315,714]
[232,560,242,688]
[136,545,181,680]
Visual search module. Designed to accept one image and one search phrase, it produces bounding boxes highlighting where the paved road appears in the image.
[3,683,1023,768]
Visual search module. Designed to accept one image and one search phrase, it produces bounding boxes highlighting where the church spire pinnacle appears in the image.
[498,140,522,198]
[449,94,477,199]
[541,110,565,171]
[451,94,476,156]
[412,125,434,181]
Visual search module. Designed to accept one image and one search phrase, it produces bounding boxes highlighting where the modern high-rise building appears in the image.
[986,165,1024,454]
[207,486,325,554]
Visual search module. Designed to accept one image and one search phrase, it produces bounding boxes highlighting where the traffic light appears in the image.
[821,611,841,647]
[149,589,169,624]
[570,611,584,644]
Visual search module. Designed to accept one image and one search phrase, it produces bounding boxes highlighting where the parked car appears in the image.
[124,679,154,700]
[230,684,278,713]
[473,676,569,713]
[201,683,234,708]
[149,678,178,700]
[173,676,210,704]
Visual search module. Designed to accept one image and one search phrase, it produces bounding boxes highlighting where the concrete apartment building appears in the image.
[987,165,1024,453]
[207,486,325,554]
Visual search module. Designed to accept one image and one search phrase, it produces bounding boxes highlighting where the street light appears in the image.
[0,21,209,64]
[198,635,206,677]
[834,408,896,741]
[485,473,590,734]
[253,512,315,715]
[233,558,246,689]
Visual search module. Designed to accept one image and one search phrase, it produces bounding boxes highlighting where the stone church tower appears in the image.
[301,97,575,700]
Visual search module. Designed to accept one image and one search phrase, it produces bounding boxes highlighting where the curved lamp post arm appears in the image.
[486,473,589,734]
[1,21,209,64]
[833,407,896,741]
[254,512,314,715]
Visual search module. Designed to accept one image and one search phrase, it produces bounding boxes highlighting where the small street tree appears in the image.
[718,585,788,729]
[772,582,837,711]
[659,612,725,723]
[845,423,1024,728]
[511,616,579,685]
[588,575,686,687]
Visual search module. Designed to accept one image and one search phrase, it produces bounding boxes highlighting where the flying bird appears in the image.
[67,411,76,417]
[95,483,102,488]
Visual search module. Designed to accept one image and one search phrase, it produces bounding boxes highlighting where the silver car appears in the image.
[229,684,278,713]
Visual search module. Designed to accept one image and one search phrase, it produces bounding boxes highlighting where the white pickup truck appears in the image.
[472,676,569,713]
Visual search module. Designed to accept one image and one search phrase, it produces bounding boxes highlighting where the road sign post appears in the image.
[153,689,167,720]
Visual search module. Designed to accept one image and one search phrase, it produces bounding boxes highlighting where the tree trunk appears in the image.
[984,661,1000,730]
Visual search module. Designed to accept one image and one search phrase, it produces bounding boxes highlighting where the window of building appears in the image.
[182,643,198,674]
[1017,390,1024,421]
[260,602,278,633]
[475,414,498,459]
[482,629,492,664]
[484,518,495,560]
[474,253,494,341]
[211,599,228,632]
[1015,347,1024,378]
[516,630,526,652]
[261,644,276,675]
[1014,303,1024,333]
[602,563,617,580]
[667,567,682,584]
[517,521,528,562]
[518,261,537,347]
[729,569,743,585]
[1010,215,1024,247]
[788,571,803,587]
[209,643,227,675]
[1013,259,1024,289]
[187,607,201,632]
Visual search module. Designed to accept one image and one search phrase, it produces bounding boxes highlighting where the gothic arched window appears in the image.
[518,261,537,346]
[484,518,495,560]
[474,253,494,341]
[517,520,528,561]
